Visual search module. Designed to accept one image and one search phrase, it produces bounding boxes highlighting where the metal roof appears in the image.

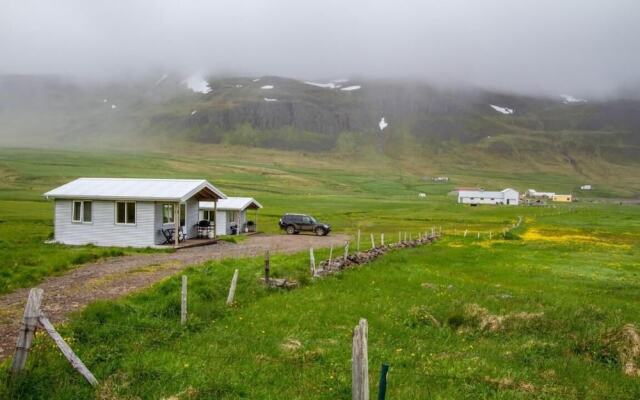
[44,178,227,202]
[200,197,262,211]
[458,188,518,197]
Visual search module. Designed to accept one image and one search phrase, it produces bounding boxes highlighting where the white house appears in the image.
[580,185,592,190]
[527,189,555,198]
[199,197,262,235]
[44,178,226,247]
[458,188,519,205]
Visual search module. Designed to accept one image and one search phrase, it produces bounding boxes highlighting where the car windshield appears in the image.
[308,216,317,223]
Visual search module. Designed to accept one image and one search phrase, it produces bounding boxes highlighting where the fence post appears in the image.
[398,231,401,244]
[370,234,375,249]
[381,233,384,246]
[226,269,239,305]
[477,232,480,239]
[181,275,187,325]
[37,316,98,386]
[352,318,369,400]
[431,226,434,237]
[464,229,468,237]
[264,250,270,284]
[377,363,389,400]
[344,241,350,261]
[404,232,407,242]
[310,247,316,276]
[489,231,492,239]
[328,245,334,267]
[357,229,361,253]
[11,288,44,374]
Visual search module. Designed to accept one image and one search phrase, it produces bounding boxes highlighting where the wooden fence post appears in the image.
[404,232,407,242]
[352,318,369,400]
[309,247,316,276]
[11,288,43,374]
[344,241,350,261]
[328,245,333,267]
[181,275,187,325]
[464,229,468,237]
[226,269,239,305]
[431,227,435,237]
[370,233,375,249]
[357,229,361,253]
[477,232,480,239]
[38,316,98,386]
[398,231,401,244]
[489,231,492,239]
[380,233,384,246]
[264,250,270,284]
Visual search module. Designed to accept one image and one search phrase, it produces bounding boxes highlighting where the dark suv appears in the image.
[279,214,331,236]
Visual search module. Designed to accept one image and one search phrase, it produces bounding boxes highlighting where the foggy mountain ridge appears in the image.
[0,74,639,162]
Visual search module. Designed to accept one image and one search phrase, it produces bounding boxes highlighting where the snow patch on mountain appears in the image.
[185,74,211,94]
[490,105,514,115]
[379,117,388,130]
[560,94,587,104]
[155,74,168,86]
[303,81,339,89]
[264,98,278,102]
[341,85,361,91]
[261,85,274,90]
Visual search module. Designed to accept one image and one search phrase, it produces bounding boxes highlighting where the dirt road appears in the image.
[0,233,349,360]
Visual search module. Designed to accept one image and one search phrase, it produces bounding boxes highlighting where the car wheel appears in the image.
[286,225,296,235]
[315,227,325,236]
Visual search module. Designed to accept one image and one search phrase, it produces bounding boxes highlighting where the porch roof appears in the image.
[200,197,262,211]
[44,178,227,202]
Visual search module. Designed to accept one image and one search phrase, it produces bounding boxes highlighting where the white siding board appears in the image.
[55,200,156,247]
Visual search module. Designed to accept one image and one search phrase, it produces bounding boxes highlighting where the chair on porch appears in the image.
[160,225,186,244]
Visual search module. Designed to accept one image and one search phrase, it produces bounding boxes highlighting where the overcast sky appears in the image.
[1,0,639,97]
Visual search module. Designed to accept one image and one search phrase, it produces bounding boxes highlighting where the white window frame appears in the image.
[72,200,93,224]
[115,201,136,225]
[162,203,186,226]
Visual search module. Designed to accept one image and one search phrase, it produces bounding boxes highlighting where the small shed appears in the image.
[552,194,573,202]
[199,197,262,235]
[44,178,226,247]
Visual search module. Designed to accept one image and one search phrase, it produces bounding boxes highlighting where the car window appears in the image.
[309,216,317,224]
[302,216,311,224]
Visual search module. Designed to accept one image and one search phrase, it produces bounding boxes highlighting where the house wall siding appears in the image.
[55,200,155,247]
[215,210,227,236]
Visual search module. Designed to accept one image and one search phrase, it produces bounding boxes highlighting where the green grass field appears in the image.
[0,145,639,398]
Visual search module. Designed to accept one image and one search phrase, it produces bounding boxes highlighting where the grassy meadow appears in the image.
[0,145,639,398]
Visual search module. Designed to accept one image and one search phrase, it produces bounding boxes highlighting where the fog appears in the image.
[1,0,639,97]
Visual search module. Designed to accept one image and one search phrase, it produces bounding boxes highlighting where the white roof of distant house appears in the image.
[200,197,262,211]
[44,178,226,202]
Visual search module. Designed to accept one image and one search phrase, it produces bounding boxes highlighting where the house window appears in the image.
[116,201,136,225]
[163,204,174,224]
[163,203,186,226]
[228,211,239,222]
[201,210,215,222]
[72,200,92,223]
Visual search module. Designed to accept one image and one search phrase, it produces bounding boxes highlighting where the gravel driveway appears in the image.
[0,233,349,360]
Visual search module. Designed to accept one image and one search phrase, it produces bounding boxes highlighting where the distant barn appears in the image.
[457,188,519,206]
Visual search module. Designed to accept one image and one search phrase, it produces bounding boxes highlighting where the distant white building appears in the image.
[458,188,519,206]
[527,189,555,199]
[580,185,592,190]
[433,176,449,183]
